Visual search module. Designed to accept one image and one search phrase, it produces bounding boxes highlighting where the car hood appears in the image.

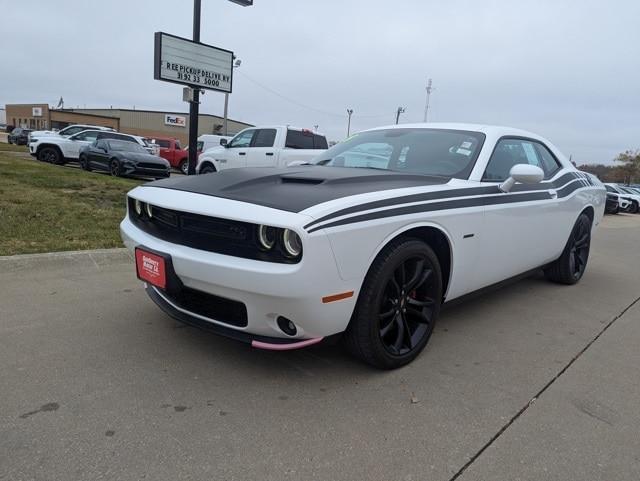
[146,166,450,213]
[120,152,169,166]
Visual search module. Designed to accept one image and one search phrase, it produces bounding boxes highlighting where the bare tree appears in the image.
[614,149,640,184]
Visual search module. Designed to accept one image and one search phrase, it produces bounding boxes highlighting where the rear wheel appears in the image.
[544,213,592,285]
[38,147,62,164]
[7,137,12,144]
[344,238,442,369]
[110,159,121,177]
[179,159,189,175]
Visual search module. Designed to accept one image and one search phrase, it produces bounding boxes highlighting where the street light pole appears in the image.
[223,58,241,136]
[423,78,434,122]
[187,0,201,175]
[346,108,353,137]
[395,106,405,125]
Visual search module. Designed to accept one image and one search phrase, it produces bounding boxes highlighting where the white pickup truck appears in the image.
[196,126,328,174]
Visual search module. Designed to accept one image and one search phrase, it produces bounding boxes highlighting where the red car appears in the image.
[147,137,189,174]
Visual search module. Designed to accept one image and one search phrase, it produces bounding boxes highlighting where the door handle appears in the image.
[239,152,246,156]
[549,189,558,199]
[265,152,274,156]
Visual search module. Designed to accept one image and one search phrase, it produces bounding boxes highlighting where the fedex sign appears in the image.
[164,114,186,127]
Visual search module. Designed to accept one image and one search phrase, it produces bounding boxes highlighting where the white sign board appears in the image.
[164,114,186,127]
[154,32,233,93]
[32,107,43,117]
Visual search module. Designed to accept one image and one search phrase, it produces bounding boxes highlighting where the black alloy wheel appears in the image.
[38,147,60,164]
[631,201,639,214]
[544,213,592,284]
[110,159,121,177]
[79,155,90,171]
[344,238,442,369]
[378,255,436,356]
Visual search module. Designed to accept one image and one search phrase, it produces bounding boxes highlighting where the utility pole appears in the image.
[187,0,201,175]
[223,58,242,136]
[423,78,435,122]
[346,108,354,137]
[395,106,406,125]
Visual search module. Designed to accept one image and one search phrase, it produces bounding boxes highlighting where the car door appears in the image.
[66,131,99,159]
[90,140,111,171]
[245,128,277,167]
[477,137,569,287]
[225,129,256,167]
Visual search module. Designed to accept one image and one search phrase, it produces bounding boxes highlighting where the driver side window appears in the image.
[229,129,255,148]
[483,138,560,182]
[95,140,109,151]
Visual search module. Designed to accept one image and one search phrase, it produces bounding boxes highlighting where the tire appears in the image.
[631,201,639,214]
[544,213,592,285]
[179,159,189,175]
[343,238,442,369]
[199,163,216,174]
[7,138,12,145]
[110,159,121,177]
[38,147,62,164]
[79,155,91,171]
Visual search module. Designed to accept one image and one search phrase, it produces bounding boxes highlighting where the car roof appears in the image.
[363,122,547,139]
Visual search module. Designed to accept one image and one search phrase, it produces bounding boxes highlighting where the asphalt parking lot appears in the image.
[1,214,639,481]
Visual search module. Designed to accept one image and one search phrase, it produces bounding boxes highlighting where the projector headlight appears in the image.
[282,229,302,258]
[258,225,277,250]
[134,199,143,216]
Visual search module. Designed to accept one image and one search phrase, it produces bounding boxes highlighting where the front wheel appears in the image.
[79,155,91,171]
[38,147,62,164]
[199,163,216,174]
[344,238,442,369]
[544,213,592,285]
[630,201,639,214]
[110,159,121,177]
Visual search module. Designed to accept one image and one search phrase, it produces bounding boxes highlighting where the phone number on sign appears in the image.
[177,72,221,87]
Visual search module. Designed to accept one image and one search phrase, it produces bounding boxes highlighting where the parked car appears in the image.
[28,124,115,142]
[121,123,606,369]
[197,134,233,154]
[8,127,33,145]
[604,183,638,213]
[80,139,169,179]
[196,126,328,174]
[30,130,152,165]
[147,137,189,174]
[605,192,620,214]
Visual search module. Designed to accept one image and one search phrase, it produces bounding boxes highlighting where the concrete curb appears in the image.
[0,248,132,272]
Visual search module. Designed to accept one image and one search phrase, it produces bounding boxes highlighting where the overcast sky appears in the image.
[2,0,639,164]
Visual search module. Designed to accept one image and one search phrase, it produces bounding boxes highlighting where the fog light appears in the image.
[277,316,297,336]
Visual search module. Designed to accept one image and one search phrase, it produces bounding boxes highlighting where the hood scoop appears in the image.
[280,176,325,185]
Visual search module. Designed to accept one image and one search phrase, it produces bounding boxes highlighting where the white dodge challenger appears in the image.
[120,123,606,369]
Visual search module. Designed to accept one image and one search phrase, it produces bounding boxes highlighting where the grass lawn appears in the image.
[0,143,143,255]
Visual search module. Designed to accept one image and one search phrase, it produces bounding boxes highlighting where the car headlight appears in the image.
[134,199,143,216]
[282,229,302,257]
[145,203,153,218]
[258,225,277,250]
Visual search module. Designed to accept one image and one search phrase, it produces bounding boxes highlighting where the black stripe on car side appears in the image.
[307,178,587,234]
[304,172,580,231]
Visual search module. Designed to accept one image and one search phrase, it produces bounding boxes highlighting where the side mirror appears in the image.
[499,164,544,192]
[220,138,228,147]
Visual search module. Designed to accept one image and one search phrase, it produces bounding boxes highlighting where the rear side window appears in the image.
[174,140,182,149]
[285,130,314,149]
[154,139,171,148]
[252,129,277,147]
[98,132,136,143]
[313,134,328,149]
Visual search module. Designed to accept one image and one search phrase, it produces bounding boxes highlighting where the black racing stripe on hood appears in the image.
[146,166,451,213]
[304,171,580,230]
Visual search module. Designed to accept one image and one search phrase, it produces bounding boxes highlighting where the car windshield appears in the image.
[109,140,147,153]
[314,128,485,179]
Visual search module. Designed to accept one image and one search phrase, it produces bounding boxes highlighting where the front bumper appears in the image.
[123,163,170,178]
[120,217,357,342]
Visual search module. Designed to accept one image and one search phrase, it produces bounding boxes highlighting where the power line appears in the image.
[235,70,392,119]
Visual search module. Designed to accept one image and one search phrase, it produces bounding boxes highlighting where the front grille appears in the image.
[162,286,247,327]
[128,198,300,264]
[137,162,165,169]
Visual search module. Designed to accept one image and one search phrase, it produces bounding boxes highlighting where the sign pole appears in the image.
[187,0,202,175]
